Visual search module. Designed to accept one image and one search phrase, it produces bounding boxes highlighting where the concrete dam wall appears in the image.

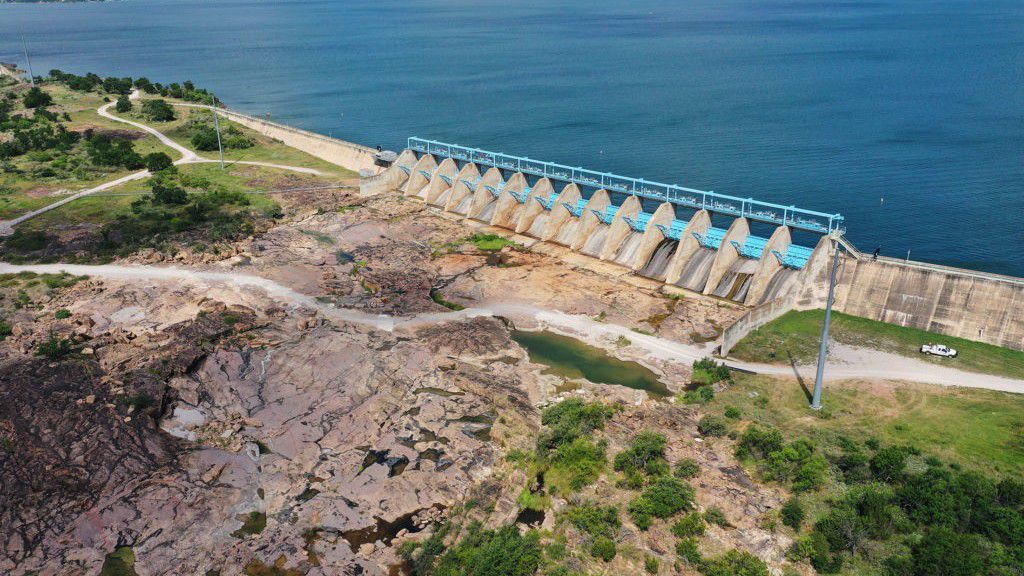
[383,145,832,312]
[377,140,1024,354]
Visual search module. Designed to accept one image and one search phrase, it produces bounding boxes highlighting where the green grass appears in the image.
[98,546,137,576]
[16,163,293,231]
[710,373,1024,477]
[730,309,1024,379]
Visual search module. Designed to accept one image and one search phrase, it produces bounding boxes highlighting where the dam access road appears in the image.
[2,261,1020,394]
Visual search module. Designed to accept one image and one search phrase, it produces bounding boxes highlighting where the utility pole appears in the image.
[22,36,35,87]
[212,110,224,169]
[811,238,841,410]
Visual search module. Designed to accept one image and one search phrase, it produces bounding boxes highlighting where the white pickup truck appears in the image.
[921,343,958,357]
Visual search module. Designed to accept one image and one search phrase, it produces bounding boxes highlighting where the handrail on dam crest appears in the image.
[408,137,845,235]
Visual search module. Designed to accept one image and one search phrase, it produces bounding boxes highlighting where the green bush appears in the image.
[548,437,607,492]
[704,506,730,527]
[590,536,616,562]
[781,497,805,531]
[671,512,706,538]
[676,538,702,565]
[538,399,616,453]
[614,431,668,476]
[115,96,132,113]
[870,446,908,482]
[566,503,620,539]
[144,152,174,172]
[692,357,730,385]
[724,406,742,419]
[674,458,700,479]
[644,555,659,574]
[629,476,695,529]
[23,87,53,109]
[430,522,541,576]
[36,334,73,359]
[141,99,175,121]
[700,550,769,576]
[54,309,71,319]
[0,320,11,341]
[698,415,728,437]
[680,384,715,404]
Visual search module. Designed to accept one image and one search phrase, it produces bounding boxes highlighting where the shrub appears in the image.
[629,476,695,529]
[674,458,700,479]
[644,555,659,574]
[23,87,53,109]
[698,415,728,437]
[724,406,742,419]
[0,320,11,341]
[590,536,616,562]
[36,334,73,359]
[781,497,805,531]
[144,152,174,172]
[141,99,175,121]
[54,309,71,319]
[700,549,769,576]
[909,526,984,576]
[870,446,908,482]
[680,384,715,404]
[614,431,668,476]
[431,522,541,576]
[676,538,702,565]
[815,507,866,553]
[538,398,616,453]
[692,357,730,385]
[190,125,221,151]
[548,437,606,492]
[566,503,620,538]
[704,506,730,527]
[671,512,706,538]
[736,425,784,460]
[115,95,132,113]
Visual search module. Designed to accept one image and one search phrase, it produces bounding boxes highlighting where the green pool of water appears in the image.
[511,330,669,396]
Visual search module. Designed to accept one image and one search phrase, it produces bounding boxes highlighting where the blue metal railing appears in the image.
[459,176,482,190]
[562,198,588,217]
[535,192,561,210]
[590,205,619,225]
[655,219,689,240]
[407,137,845,235]
[730,235,770,260]
[623,212,652,232]
[693,227,728,250]
[509,186,533,203]
[773,244,815,269]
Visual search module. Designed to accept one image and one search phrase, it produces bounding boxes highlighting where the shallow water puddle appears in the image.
[511,330,669,396]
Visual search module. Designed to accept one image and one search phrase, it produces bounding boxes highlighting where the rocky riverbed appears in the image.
[0,187,798,576]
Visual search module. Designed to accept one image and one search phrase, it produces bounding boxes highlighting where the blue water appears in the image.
[1,0,1022,275]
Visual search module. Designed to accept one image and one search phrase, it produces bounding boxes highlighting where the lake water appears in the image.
[1,0,1022,275]
[511,329,669,396]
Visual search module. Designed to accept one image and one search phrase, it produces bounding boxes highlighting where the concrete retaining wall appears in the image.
[177,103,378,173]
[719,296,796,356]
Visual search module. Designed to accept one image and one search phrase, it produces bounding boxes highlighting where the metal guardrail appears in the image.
[408,137,845,235]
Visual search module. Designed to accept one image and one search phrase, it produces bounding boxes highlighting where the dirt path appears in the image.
[3,261,1021,394]
[0,91,326,235]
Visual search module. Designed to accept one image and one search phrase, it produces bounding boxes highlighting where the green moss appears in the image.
[231,511,267,538]
[99,546,137,576]
[430,288,465,311]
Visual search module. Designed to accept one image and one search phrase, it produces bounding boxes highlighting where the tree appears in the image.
[910,527,984,576]
[23,87,53,109]
[115,96,132,113]
[141,99,175,122]
[190,126,221,151]
[150,179,188,205]
[144,152,174,173]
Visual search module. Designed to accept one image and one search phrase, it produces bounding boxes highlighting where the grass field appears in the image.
[729,309,1024,379]
[711,373,1024,477]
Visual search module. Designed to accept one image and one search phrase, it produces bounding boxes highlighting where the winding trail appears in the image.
[0,91,326,235]
[2,261,1022,394]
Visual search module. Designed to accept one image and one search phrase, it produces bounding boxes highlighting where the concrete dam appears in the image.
[363,137,1024,354]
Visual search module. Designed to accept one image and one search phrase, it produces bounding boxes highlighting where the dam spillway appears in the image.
[386,137,842,308]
